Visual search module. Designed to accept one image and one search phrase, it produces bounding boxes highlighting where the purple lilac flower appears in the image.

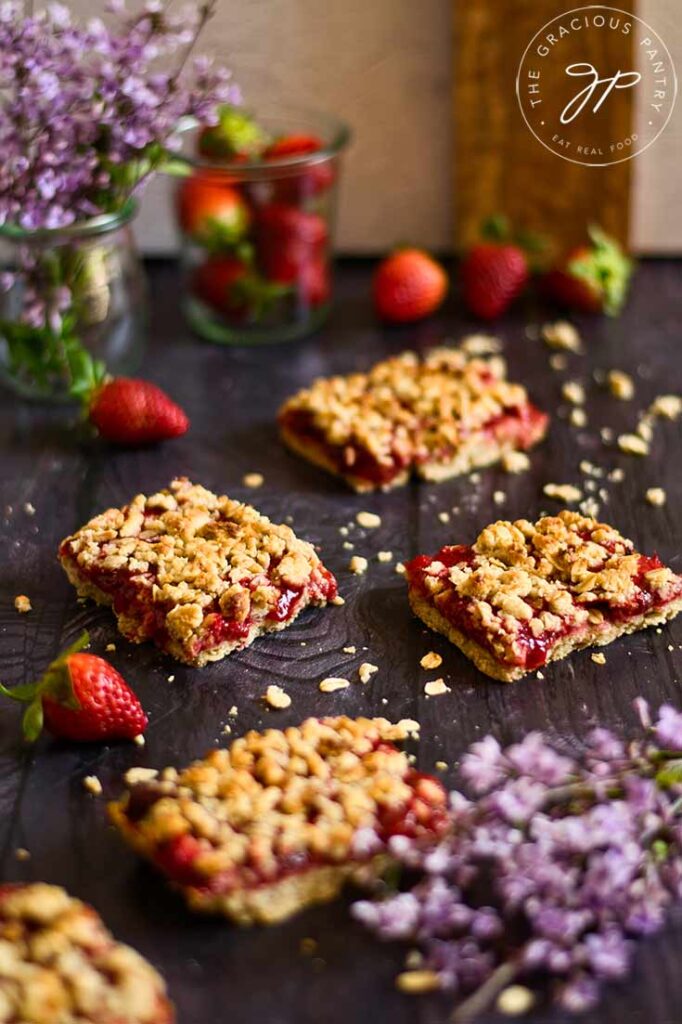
[352,699,682,1020]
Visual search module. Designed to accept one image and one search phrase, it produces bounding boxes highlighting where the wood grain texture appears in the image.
[0,260,681,1023]
[454,0,634,253]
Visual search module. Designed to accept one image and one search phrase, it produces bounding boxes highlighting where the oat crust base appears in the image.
[408,589,682,683]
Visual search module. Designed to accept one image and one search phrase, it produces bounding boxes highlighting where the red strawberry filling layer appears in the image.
[280,402,547,488]
[406,545,682,672]
[123,761,449,897]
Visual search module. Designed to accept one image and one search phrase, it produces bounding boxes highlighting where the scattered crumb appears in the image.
[470,473,480,484]
[645,487,666,507]
[222,724,232,735]
[435,760,448,771]
[396,970,441,994]
[608,467,624,482]
[339,526,348,537]
[650,394,682,419]
[543,483,583,504]
[264,684,291,710]
[460,333,502,356]
[601,426,614,443]
[502,450,530,474]
[579,460,603,478]
[123,767,158,786]
[395,562,406,575]
[549,353,567,371]
[570,407,587,428]
[358,662,379,684]
[13,594,31,614]
[637,418,654,443]
[15,848,30,861]
[591,652,606,665]
[542,320,581,351]
[242,472,264,489]
[606,369,634,400]
[562,380,585,405]
[348,555,368,575]
[618,433,648,455]
[420,651,443,670]
[343,645,357,655]
[404,949,424,970]
[83,775,103,796]
[167,675,175,683]
[331,594,345,606]
[23,502,35,516]
[300,938,318,956]
[493,490,506,505]
[228,705,238,716]
[376,550,393,562]
[105,642,116,652]
[536,671,545,680]
[580,496,600,518]
[133,733,145,747]
[356,511,381,529]
[438,510,450,524]
[319,677,350,693]
[425,678,450,697]
[342,541,354,550]
[398,718,420,737]
[497,985,535,1016]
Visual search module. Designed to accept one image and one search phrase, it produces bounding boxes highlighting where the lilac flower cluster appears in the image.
[0,0,239,230]
[353,701,682,1020]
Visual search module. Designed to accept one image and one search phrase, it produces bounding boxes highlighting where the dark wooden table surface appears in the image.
[0,259,681,1024]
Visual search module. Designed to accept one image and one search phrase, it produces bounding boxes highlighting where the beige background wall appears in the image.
[70,0,681,253]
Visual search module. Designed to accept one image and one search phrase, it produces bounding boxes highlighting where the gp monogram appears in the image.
[516,5,677,167]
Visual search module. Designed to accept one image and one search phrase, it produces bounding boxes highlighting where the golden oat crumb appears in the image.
[650,394,682,420]
[331,594,346,606]
[618,433,648,456]
[502,450,530,474]
[607,369,634,400]
[342,540,354,550]
[319,677,350,693]
[570,407,587,428]
[542,320,582,351]
[646,487,666,507]
[435,760,448,771]
[377,550,393,562]
[242,472,264,489]
[420,651,443,670]
[549,353,567,371]
[591,652,606,665]
[133,734,145,747]
[14,847,30,861]
[497,985,535,1016]
[123,767,158,786]
[23,502,35,516]
[105,642,116,652]
[493,490,506,505]
[608,467,624,482]
[562,380,585,405]
[543,483,583,504]
[356,511,381,529]
[343,645,357,655]
[348,555,368,575]
[13,594,31,613]
[395,562,406,575]
[300,937,318,956]
[358,662,379,684]
[438,511,450,524]
[460,333,502,356]
[396,970,441,994]
[264,684,291,709]
[424,678,450,697]
[83,775,103,796]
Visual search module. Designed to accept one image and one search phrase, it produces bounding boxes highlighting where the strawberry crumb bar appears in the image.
[109,716,449,925]
[405,510,682,682]
[59,478,337,667]
[0,883,173,1023]
[278,348,548,492]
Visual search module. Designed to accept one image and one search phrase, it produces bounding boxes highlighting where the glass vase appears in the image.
[0,201,146,401]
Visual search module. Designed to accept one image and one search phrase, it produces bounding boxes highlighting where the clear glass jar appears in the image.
[173,108,350,345]
[0,201,146,401]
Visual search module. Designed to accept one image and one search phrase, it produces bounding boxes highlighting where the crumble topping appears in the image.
[83,775,103,796]
[59,478,335,662]
[13,594,31,613]
[618,433,648,455]
[349,555,368,575]
[541,321,582,352]
[279,348,546,482]
[319,677,350,693]
[591,652,606,665]
[358,663,378,684]
[242,473,264,489]
[562,381,585,405]
[543,483,583,504]
[424,679,450,696]
[377,551,393,562]
[420,652,443,670]
[607,370,634,400]
[110,718,446,895]
[264,684,291,709]
[502,450,530,474]
[0,883,171,1023]
[646,487,666,507]
[570,408,587,428]
[356,511,381,529]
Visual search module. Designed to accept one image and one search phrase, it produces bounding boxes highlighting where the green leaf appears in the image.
[0,680,39,704]
[22,699,44,743]
[656,760,682,788]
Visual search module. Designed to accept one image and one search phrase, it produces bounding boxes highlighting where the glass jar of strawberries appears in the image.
[174,106,350,344]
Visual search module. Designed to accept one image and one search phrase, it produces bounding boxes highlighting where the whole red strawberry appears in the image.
[460,216,531,320]
[543,226,633,316]
[0,633,147,742]
[192,256,290,321]
[255,203,328,285]
[89,378,189,445]
[176,176,251,249]
[264,133,334,197]
[373,248,448,323]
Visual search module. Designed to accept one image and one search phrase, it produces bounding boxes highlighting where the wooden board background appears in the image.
[0,260,681,1022]
[454,0,635,253]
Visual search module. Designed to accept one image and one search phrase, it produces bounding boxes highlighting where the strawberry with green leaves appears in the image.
[0,633,147,743]
[177,176,251,251]
[543,226,633,315]
[197,105,269,162]
[192,255,289,321]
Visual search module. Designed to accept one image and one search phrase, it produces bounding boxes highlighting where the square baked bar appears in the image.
[405,510,682,682]
[278,347,548,492]
[59,478,337,667]
[0,883,173,1023]
[109,716,448,926]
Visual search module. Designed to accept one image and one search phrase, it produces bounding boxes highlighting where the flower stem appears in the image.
[451,961,519,1023]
